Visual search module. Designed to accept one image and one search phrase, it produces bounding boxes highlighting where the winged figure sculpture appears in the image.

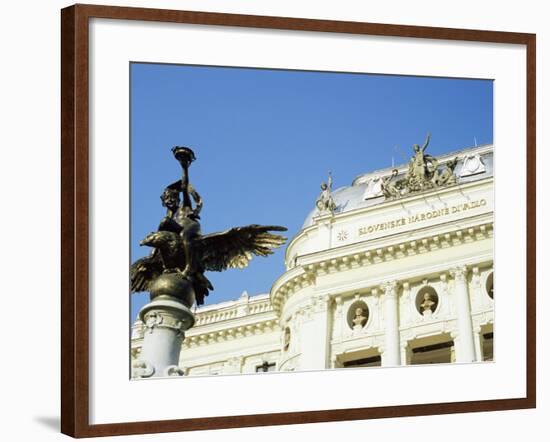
[130,147,287,306]
[131,224,287,305]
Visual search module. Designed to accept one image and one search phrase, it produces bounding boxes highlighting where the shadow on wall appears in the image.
[33,416,59,432]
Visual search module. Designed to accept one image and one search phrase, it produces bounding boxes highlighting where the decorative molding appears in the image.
[130,346,142,360]
[459,153,486,177]
[182,318,279,348]
[132,360,155,378]
[334,296,344,314]
[164,365,185,376]
[225,356,244,370]
[272,222,493,314]
[380,281,398,299]
[142,310,187,337]
[449,265,468,282]
[312,295,331,313]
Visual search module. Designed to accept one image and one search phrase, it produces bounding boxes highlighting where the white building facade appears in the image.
[132,144,494,376]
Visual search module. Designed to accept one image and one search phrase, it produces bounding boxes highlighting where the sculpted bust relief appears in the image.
[420,292,436,315]
[352,307,368,329]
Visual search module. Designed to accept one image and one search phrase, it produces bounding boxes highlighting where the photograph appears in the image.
[57,2,537,437]
[128,63,495,378]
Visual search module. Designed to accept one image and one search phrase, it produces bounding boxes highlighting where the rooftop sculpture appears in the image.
[381,133,459,199]
[315,171,337,214]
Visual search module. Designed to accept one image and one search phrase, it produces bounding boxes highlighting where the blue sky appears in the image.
[130,63,493,321]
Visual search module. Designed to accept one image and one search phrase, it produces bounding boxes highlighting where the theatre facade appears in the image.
[131,142,494,376]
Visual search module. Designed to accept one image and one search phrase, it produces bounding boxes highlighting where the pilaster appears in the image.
[449,266,476,362]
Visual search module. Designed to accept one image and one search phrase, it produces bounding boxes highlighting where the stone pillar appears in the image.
[400,342,411,366]
[450,336,457,363]
[133,296,195,378]
[299,295,332,370]
[450,266,476,363]
[334,296,344,343]
[132,273,196,378]
[473,326,483,362]
[381,281,401,366]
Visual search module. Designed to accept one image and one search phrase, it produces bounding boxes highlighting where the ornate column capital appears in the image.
[311,294,331,313]
[380,281,398,298]
[449,265,468,281]
[334,295,343,314]
[136,296,195,378]
[142,310,188,337]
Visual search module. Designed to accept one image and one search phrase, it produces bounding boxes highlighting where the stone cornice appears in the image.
[297,212,492,268]
[271,221,493,315]
[449,265,469,281]
[286,176,493,262]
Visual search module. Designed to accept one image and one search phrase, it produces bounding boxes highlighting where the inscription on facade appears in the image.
[358,199,487,237]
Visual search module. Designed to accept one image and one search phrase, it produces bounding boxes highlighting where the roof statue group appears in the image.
[315,133,460,214]
[131,147,287,306]
[381,133,459,199]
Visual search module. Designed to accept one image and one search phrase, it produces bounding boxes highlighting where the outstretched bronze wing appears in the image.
[130,250,164,293]
[196,225,287,272]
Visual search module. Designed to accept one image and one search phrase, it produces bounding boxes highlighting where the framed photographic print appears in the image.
[61,3,536,438]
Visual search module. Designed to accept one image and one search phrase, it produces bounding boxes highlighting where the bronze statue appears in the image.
[131,146,287,306]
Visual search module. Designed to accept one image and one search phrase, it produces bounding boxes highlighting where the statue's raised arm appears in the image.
[421,132,431,153]
[171,146,196,210]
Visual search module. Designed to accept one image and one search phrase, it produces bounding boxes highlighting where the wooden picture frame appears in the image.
[61,3,536,438]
